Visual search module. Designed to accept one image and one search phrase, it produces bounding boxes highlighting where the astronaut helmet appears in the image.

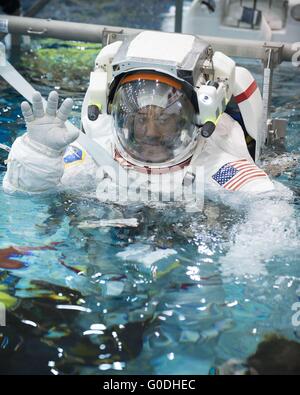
[110,71,199,168]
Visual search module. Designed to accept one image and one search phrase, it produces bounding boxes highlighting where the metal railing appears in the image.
[0,14,298,64]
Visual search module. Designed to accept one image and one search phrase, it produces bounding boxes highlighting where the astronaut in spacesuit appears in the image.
[2,31,275,205]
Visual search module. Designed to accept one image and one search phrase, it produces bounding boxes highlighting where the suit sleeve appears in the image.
[195,113,274,194]
[3,133,65,194]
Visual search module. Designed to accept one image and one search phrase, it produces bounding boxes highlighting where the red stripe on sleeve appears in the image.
[234,80,257,104]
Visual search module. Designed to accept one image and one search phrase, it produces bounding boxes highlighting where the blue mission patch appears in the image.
[64,146,84,164]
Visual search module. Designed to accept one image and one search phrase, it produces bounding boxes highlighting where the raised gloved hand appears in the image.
[21,90,79,153]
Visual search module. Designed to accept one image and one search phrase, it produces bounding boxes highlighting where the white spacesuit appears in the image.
[2,31,275,205]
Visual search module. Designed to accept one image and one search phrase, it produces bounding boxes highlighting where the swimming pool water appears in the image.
[0,34,300,374]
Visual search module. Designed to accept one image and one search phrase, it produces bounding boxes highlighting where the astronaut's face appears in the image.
[132,105,179,163]
[112,76,197,166]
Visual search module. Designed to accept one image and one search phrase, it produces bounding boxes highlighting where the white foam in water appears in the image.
[104,281,125,296]
[220,181,299,277]
[117,244,177,269]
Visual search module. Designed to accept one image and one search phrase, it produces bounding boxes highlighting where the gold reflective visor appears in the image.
[120,73,182,90]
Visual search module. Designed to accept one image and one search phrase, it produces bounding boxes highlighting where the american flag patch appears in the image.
[212,159,268,191]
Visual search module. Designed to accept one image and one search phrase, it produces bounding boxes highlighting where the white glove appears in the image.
[21,90,79,153]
